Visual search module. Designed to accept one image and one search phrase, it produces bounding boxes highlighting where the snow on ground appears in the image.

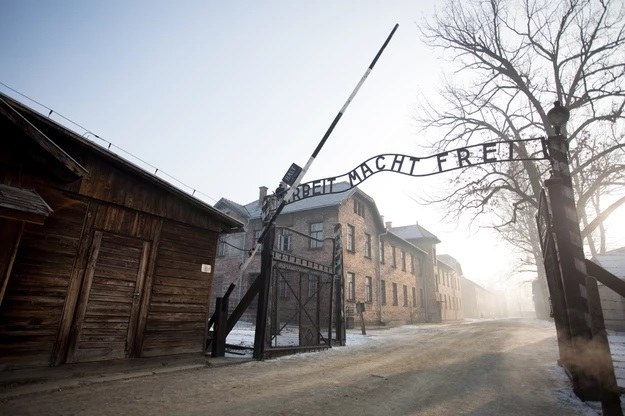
[225,319,625,414]
[608,330,625,386]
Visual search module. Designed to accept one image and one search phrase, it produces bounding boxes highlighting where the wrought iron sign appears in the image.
[285,137,548,205]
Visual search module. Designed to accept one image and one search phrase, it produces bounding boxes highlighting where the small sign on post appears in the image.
[282,163,303,186]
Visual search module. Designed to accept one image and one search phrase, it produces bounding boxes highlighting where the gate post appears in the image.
[211,296,228,357]
[253,193,277,360]
[544,101,612,400]
[333,224,346,346]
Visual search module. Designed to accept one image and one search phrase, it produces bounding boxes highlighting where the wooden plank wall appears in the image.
[599,285,625,331]
[69,232,148,363]
[0,202,86,369]
[142,221,216,356]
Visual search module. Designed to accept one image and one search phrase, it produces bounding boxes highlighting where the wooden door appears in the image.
[68,231,150,362]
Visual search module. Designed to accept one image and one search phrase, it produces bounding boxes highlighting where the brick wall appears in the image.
[213,190,447,329]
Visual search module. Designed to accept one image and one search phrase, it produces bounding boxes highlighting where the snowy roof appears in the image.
[389,223,440,244]
[593,247,625,279]
[216,182,384,229]
[437,254,463,276]
[384,230,428,255]
[242,182,356,218]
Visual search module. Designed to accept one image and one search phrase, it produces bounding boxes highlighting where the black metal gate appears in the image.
[208,223,344,359]
[264,246,335,355]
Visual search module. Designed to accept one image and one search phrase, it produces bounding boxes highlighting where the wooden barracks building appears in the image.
[214,183,459,327]
[0,93,242,368]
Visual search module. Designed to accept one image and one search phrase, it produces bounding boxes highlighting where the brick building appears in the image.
[213,183,444,327]
[436,255,463,321]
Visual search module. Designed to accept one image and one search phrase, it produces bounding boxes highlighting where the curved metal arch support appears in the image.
[286,137,549,205]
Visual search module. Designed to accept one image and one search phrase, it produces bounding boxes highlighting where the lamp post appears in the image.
[544,101,599,396]
[545,101,590,334]
[544,102,624,412]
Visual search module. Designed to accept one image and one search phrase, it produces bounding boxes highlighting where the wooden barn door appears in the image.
[67,231,150,363]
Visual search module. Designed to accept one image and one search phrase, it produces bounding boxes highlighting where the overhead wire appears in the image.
[0,81,218,204]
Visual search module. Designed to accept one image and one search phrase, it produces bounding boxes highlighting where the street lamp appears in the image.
[546,101,570,136]
[546,101,571,178]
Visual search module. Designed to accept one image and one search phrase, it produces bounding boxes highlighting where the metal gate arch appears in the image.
[266,243,336,354]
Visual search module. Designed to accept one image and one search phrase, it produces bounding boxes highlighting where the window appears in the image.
[279,279,289,300]
[364,233,371,258]
[347,224,355,252]
[380,280,386,305]
[401,250,406,271]
[308,275,317,297]
[254,230,263,248]
[310,223,323,248]
[354,199,365,217]
[365,276,372,302]
[412,287,417,307]
[278,229,292,252]
[380,241,385,264]
[217,239,226,257]
[410,254,415,274]
[347,272,355,301]
[392,282,398,305]
[391,246,397,268]
[403,285,408,306]
[420,288,424,307]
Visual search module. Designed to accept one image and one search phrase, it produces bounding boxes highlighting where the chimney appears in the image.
[259,186,268,204]
[385,221,392,230]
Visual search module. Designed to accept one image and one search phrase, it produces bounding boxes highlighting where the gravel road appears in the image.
[1,319,599,415]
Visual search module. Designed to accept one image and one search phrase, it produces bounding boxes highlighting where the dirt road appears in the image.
[1,319,595,415]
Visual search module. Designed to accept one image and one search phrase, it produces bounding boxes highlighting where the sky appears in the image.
[2,1,623,297]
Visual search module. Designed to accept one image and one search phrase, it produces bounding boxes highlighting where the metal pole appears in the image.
[253,223,275,360]
[238,24,399,275]
[544,102,596,398]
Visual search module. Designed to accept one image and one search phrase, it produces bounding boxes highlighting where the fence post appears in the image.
[211,296,228,357]
[253,194,277,360]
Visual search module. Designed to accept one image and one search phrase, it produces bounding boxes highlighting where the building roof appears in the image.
[389,223,441,244]
[593,247,625,279]
[385,230,428,255]
[0,184,53,224]
[1,92,243,232]
[437,254,463,276]
[218,182,385,229]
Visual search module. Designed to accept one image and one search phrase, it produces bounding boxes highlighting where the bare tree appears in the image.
[417,0,625,292]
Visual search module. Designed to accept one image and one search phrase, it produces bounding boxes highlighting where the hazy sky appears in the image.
[3,1,621,294]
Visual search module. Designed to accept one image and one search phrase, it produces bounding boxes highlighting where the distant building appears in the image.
[214,183,442,327]
[461,278,503,319]
[387,223,441,322]
[436,254,502,320]
[592,247,625,331]
[436,255,463,321]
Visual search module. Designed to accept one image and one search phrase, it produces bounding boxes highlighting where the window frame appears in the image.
[308,275,317,297]
[401,250,406,271]
[347,224,355,252]
[347,272,356,301]
[278,229,292,252]
[309,222,324,249]
[364,276,372,303]
[217,239,226,257]
[353,199,365,217]
[392,282,398,306]
[364,233,371,258]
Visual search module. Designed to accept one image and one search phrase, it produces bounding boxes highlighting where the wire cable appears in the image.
[0,81,219,204]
